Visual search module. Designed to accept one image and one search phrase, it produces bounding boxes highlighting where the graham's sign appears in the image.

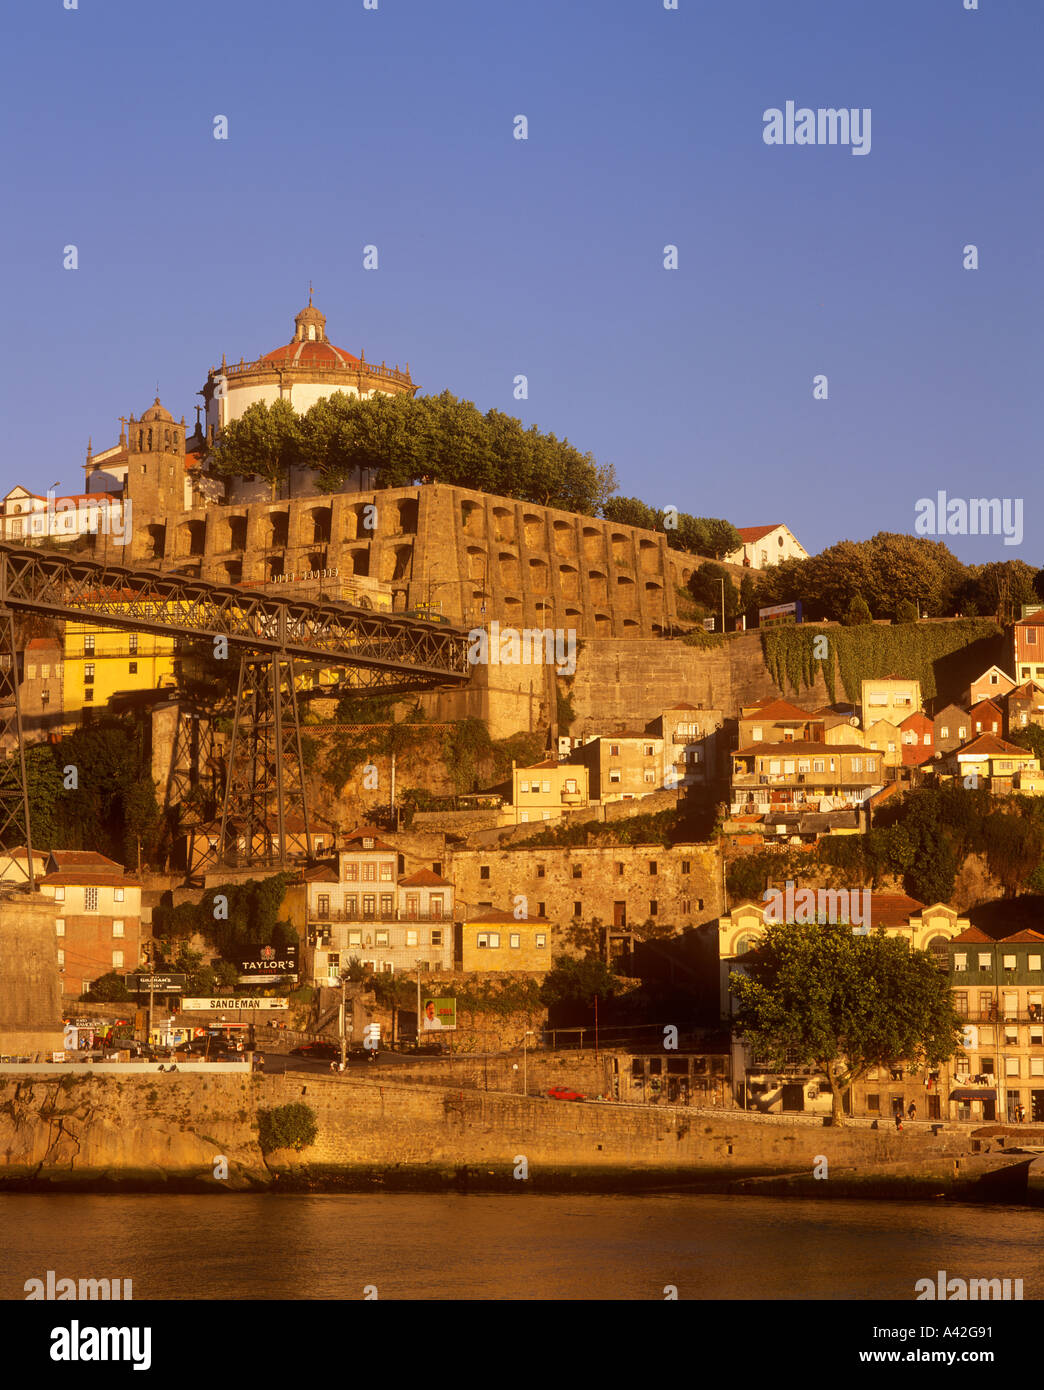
[181,998,289,1012]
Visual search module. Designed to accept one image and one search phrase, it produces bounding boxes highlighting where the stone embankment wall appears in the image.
[0,1071,1021,1199]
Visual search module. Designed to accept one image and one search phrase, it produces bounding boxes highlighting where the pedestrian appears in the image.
[894,1112,903,1132]
[1018,1104,1025,1124]
[907,1101,916,1121]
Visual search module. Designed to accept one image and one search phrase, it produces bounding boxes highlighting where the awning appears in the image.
[950,1088,996,1100]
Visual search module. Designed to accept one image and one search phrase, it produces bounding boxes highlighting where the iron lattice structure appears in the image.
[0,544,471,879]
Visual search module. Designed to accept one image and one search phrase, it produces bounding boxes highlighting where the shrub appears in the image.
[257,1102,318,1154]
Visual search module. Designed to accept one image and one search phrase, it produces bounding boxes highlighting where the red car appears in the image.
[547,1086,585,1102]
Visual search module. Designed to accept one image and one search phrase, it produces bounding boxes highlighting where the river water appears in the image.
[2,1193,1041,1300]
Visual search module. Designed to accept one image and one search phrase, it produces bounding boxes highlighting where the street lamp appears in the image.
[522,1029,535,1097]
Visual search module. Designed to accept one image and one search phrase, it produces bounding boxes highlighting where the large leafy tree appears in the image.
[206,398,304,499]
[731,922,962,1125]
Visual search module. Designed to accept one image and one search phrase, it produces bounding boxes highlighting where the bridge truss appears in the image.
[0,544,471,885]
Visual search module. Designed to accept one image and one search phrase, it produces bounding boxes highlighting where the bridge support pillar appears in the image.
[218,652,311,870]
[0,610,34,888]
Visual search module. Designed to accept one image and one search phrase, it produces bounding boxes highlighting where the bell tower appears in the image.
[125,396,188,563]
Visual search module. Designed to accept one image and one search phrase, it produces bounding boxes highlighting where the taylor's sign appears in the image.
[235,944,297,975]
[181,998,289,1012]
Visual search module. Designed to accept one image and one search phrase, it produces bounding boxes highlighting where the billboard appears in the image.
[181,998,289,1012]
[758,601,803,627]
[421,997,457,1032]
[761,600,800,628]
[127,973,187,993]
[235,944,298,982]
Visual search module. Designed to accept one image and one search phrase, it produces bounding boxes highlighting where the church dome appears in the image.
[259,294,361,368]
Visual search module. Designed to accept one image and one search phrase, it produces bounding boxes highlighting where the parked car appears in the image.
[547,1086,585,1102]
[290,1041,340,1060]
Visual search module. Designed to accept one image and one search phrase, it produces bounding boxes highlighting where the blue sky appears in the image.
[2,0,1040,562]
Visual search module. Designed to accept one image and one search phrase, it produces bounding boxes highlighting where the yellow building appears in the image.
[456,908,553,972]
[501,759,589,826]
[952,735,1042,794]
[63,609,179,722]
[860,676,922,730]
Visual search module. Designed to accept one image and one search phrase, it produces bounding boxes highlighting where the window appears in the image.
[431,929,442,947]
[519,780,529,793]
[953,991,967,1015]
[344,863,358,881]
[978,953,991,972]
[348,930,363,947]
[851,758,862,772]
[489,933,500,948]
[1027,628,1039,646]
[380,894,393,916]
[129,662,138,674]
[954,954,967,972]
[328,952,340,969]
[1030,956,1042,972]
[362,863,376,881]
[616,863,624,875]
[84,687,94,703]
[345,896,358,916]
[643,769,656,783]
[609,770,621,783]
[84,663,95,681]
[380,863,393,881]
[1006,1057,1020,1077]
[866,1094,880,1112]
[480,866,490,880]
[362,837,375,849]
[798,758,810,773]
[610,744,620,757]
[644,745,655,757]
[54,886,65,902]
[84,886,98,912]
[649,861,658,875]
[1003,954,1017,971]
[406,929,418,947]
[573,902,582,916]
[958,726,967,740]
[55,918,65,937]
[813,759,825,773]
[57,949,65,967]
[510,934,521,949]
[375,929,389,946]
[940,726,949,738]
[129,634,138,655]
[752,727,763,741]
[572,864,582,878]
[681,860,690,874]
[477,933,489,949]
[536,864,545,878]
[650,900,658,916]
[112,950,124,969]
[536,934,547,949]
[112,920,124,937]
[520,812,529,823]
[84,635,95,655]
[1032,1058,1044,1076]
[114,887,124,903]
[317,894,329,916]
[865,758,876,773]
[538,903,546,917]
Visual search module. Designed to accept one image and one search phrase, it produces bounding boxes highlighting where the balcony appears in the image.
[560,790,584,805]
[308,908,447,924]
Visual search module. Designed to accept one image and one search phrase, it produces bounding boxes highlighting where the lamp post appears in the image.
[522,1029,534,1097]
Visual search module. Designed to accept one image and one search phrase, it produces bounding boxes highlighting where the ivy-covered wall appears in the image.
[761,619,1003,705]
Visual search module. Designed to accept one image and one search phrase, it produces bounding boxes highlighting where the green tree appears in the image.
[206,398,303,499]
[539,955,620,1009]
[894,599,919,624]
[730,921,962,1125]
[842,593,873,626]
[83,971,131,1002]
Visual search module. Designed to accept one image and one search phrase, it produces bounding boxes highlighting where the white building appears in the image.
[725,523,809,570]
